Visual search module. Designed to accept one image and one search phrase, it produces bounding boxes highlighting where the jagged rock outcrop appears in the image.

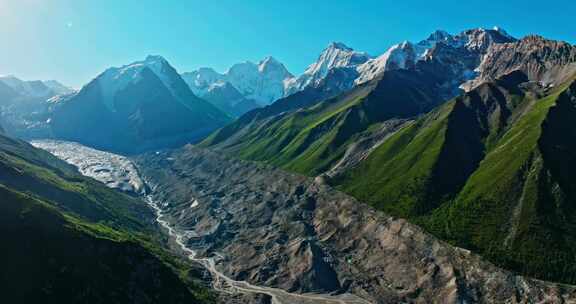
[462,35,576,90]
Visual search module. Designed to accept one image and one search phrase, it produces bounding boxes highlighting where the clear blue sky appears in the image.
[1,0,574,87]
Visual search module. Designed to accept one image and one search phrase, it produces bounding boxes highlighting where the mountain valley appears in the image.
[2,19,576,304]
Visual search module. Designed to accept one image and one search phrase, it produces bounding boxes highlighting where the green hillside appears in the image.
[335,75,576,284]
[0,135,213,303]
[0,135,150,232]
[202,70,443,176]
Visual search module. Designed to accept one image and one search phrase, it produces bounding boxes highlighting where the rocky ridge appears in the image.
[462,35,576,90]
[285,42,372,95]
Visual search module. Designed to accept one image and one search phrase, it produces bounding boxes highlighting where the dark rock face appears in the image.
[463,36,576,90]
[414,28,517,99]
[135,146,576,303]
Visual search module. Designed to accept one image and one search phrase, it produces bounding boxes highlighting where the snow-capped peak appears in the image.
[492,26,515,40]
[355,41,417,84]
[284,41,371,94]
[182,56,295,105]
[354,27,517,86]
[144,55,168,63]
[181,68,225,95]
[258,56,292,77]
[259,56,279,67]
[327,41,354,52]
[304,42,370,76]
[43,80,75,95]
[96,55,179,112]
[457,27,517,52]
[426,30,453,42]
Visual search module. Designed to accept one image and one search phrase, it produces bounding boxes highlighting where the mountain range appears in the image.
[334,70,576,283]
[0,76,73,98]
[2,25,576,303]
[0,76,74,138]
[183,27,516,119]
[200,29,576,285]
[181,57,294,116]
[201,28,517,173]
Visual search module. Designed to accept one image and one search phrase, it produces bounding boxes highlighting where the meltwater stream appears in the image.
[31,140,372,304]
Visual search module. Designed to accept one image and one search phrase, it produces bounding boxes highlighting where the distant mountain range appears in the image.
[0,76,73,98]
[180,27,517,117]
[0,76,74,138]
[181,57,293,116]
[0,57,234,154]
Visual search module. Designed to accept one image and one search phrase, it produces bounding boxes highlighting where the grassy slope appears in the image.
[0,135,150,232]
[201,84,332,148]
[202,70,442,176]
[0,135,214,303]
[337,78,576,284]
[239,90,370,175]
[334,103,453,216]
[336,81,526,216]
[428,81,576,283]
[203,83,375,176]
[0,185,212,303]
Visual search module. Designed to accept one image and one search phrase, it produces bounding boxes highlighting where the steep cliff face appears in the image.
[462,36,576,90]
